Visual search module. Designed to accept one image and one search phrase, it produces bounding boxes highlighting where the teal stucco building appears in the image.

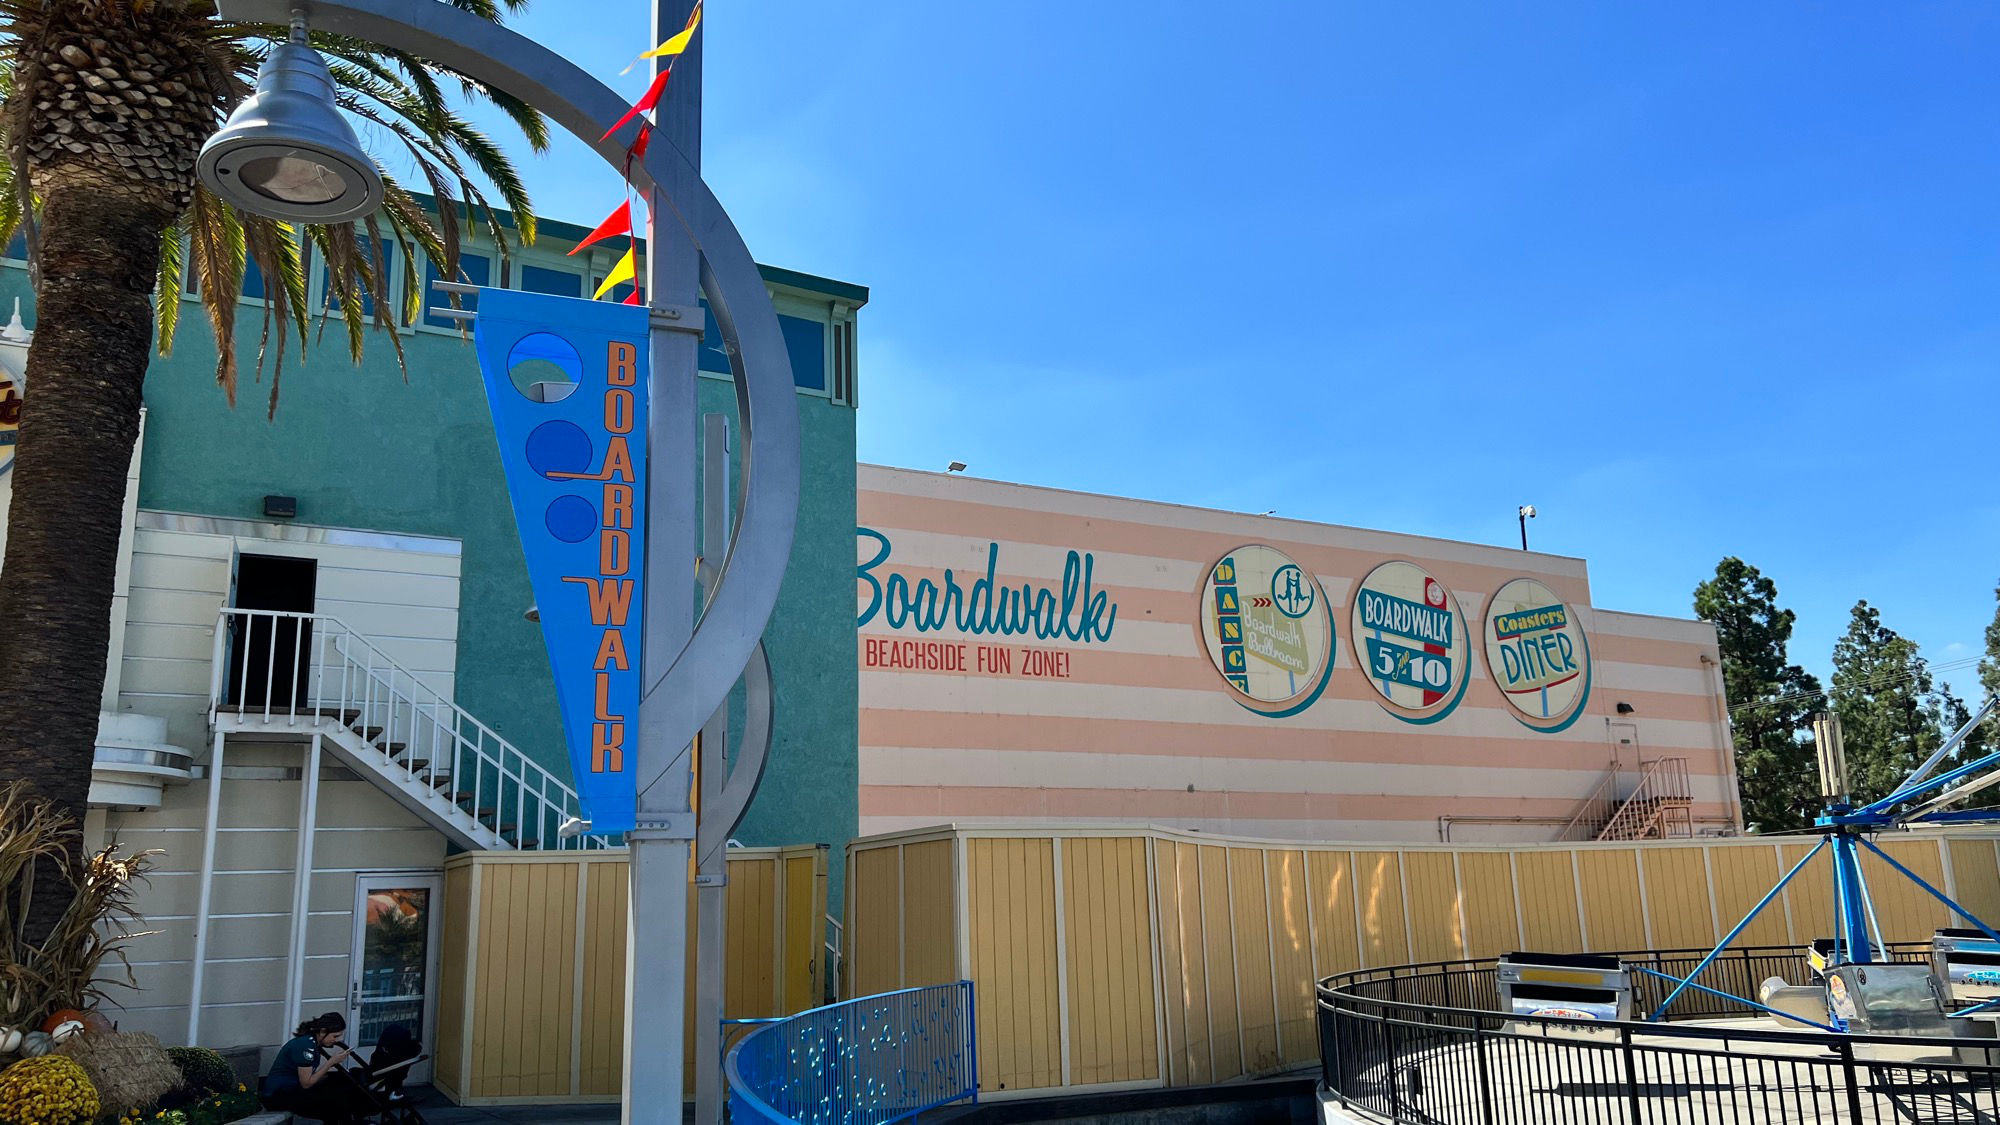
[0,204,864,1051]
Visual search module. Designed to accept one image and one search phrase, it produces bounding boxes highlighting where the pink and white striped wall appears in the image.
[857,465,1740,844]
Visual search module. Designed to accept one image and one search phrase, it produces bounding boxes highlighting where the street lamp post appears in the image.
[202,3,800,1121]
[1518,504,1536,551]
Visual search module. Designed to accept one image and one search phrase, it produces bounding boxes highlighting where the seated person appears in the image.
[261,1011,374,1124]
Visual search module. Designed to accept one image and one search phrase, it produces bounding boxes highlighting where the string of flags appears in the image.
[580,0,705,304]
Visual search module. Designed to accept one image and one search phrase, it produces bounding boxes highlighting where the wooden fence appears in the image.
[846,824,2000,1098]
[435,844,828,1105]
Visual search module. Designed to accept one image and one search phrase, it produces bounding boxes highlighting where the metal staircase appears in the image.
[208,608,605,851]
[1558,757,1694,842]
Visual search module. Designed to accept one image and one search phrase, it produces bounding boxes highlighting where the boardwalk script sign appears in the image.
[475,289,647,833]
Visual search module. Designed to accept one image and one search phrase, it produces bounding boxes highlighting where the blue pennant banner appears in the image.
[473,288,648,834]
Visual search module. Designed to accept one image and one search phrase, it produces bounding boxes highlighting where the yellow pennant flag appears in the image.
[592,246,637,300]
[622,1,703,71]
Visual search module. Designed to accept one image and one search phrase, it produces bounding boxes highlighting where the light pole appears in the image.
[1518,504,1536,551]
[200,3,799,1121]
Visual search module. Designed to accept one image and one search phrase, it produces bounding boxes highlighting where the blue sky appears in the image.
[454,1,2000,701]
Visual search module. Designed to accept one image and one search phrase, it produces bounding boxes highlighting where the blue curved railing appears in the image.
[726,982,978,1125]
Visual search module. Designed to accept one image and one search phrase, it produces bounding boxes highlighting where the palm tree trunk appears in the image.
[0,178,172,943]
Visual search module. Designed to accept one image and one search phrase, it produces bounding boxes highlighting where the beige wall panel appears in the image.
[1265,850,1317,1067]
[1351,852,1409,967]
[853,846,904,996]
[1708,845,1789,947]
[1513,851,1582,951]
[1456,852,1521,960]
[966,838,1061,1094]
[1196,845,1242,1082]
[903,840,958,988]
[1641,847,1715,950]
[1061,837,1159,1086]
[1402,851,1462,963]
[1951,841,2000,932]
[1578,849,1647,951]
[1226,848,1279,1075]
[1306,851,1361,979]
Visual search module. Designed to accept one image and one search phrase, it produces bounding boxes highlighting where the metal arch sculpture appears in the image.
[216,0,799,775]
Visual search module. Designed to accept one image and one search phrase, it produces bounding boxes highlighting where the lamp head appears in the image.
[197,41,383,223]
[1519,505,1537,519]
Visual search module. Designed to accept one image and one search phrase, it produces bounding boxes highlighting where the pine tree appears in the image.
[1693,558,1822,832]
[1830,601,1958,804]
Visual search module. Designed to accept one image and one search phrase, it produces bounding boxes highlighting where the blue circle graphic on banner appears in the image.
[545,495,598,543]
[526,420,593,479]
[507,332,583,402]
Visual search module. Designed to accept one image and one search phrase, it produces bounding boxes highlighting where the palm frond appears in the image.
[187,187,247,404]
[155,216,186,353]
[241,214,308,418]
[308,222,368,362]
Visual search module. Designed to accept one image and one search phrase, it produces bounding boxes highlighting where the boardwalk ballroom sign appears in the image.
[476,289,648,834]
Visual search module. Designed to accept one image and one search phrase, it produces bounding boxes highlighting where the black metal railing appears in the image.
[1318,945,2000,1124]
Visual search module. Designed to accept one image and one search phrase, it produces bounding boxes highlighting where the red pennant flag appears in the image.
[622,287,644,306]
[630,126,653,160]
[601,69,672,143]
[568,201,633,257]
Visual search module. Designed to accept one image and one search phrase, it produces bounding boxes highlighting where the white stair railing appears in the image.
[208,608,607,850]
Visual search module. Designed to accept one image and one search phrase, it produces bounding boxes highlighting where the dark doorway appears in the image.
[227,554,319,710]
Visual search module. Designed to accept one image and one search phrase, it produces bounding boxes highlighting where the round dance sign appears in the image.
[1199,545,1336,718]
[1484,577,1591,730]
[1350,560,1469,721]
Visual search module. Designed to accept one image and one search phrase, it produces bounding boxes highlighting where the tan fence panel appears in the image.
[1158,840,1213,1087]
[1306,851,1361,980]
[1061,837,1159,1087]
[850,845,903,997]
[1458,852,1522,960]
[904,840,958,987]
[966,837,1062,1094]
[847,826,2000,1102]
[1952,840,2000,928]
[1197,845,1242,1082]
[1642,847,1716,950]
[440,846,825,1106]
[1514,851,1582,951]
[1404,851,1461,963]
[1578,849,1648,951]
[1228,848,1280,1075]
[1266,850,1317,1068]
[1863,839,1950,943]
[1709,845,1789,947]
[1352,851,1409,967]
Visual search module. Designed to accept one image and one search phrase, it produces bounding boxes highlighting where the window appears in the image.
[320,240,396,320]
[4,234,24,261]
[181,245,271,301]
[778,314,826,392]
[832,318,856,405]
[520,265,582,299]
[422,252,491,329]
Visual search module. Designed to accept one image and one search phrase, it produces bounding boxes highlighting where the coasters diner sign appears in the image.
[474,288,647,834]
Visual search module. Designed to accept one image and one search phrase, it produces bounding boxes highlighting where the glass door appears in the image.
[349,872,443,1084]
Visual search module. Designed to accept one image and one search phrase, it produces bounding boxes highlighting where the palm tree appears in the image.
[0,0,547,937]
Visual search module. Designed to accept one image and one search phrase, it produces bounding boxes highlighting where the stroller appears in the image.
[346,1023,428,1124]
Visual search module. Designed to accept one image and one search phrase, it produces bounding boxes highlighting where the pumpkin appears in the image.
[80,1010,112,1035]
[19,1030,52,1056]
[39,1010,83,1035]
[0,1027,21,1054]
[45,1019,82,1043]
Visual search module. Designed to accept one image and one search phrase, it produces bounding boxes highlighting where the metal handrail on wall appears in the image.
[1317,944,2000,1125]
[207,607,607,850]
[726,981,978,1125]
